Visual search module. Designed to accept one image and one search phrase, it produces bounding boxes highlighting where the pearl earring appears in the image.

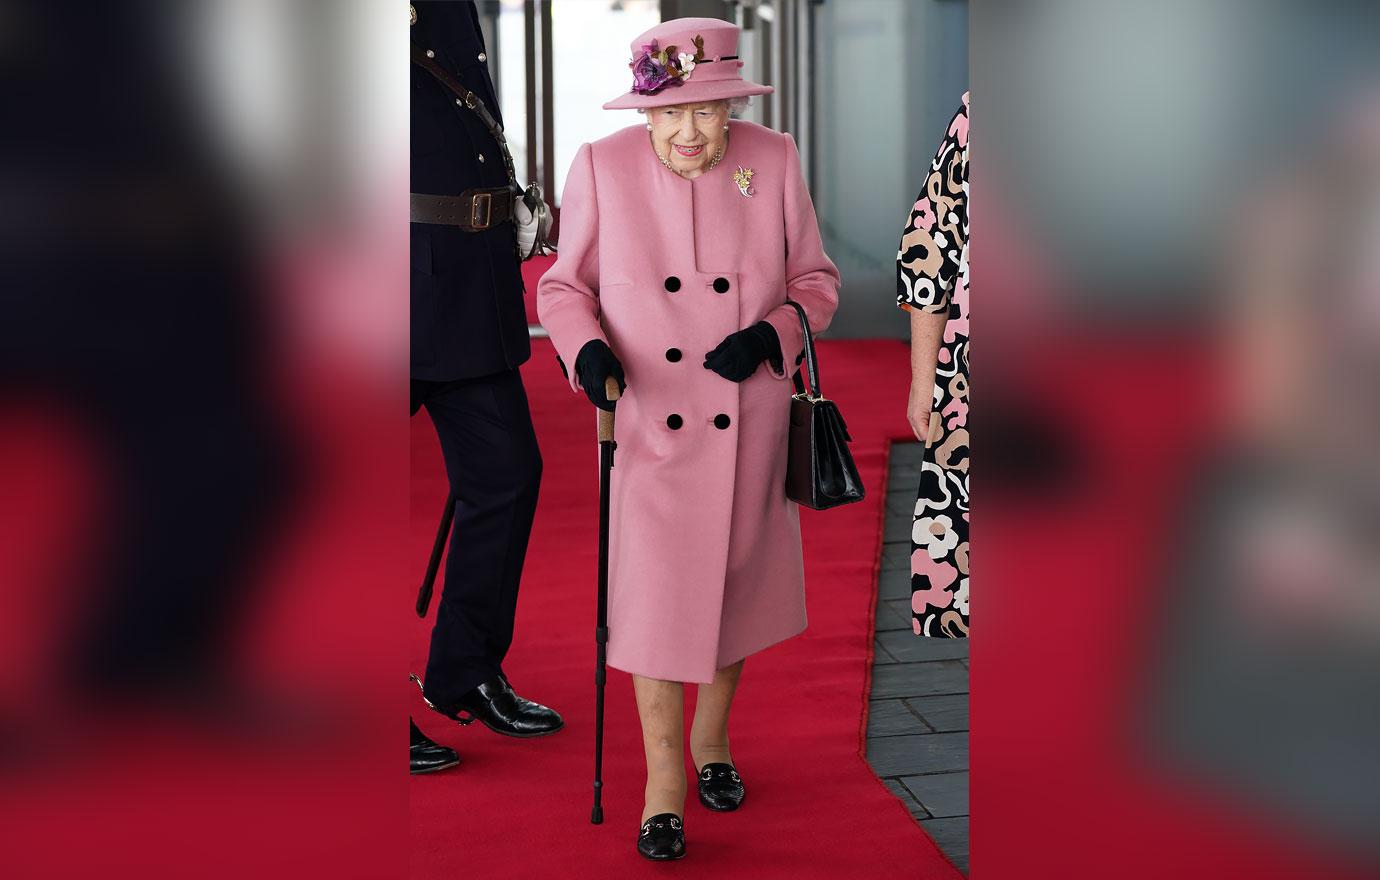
[722,124,730,131]
[646,123,653,131]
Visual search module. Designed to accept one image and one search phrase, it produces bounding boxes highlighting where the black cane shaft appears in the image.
[592,637,606,825]
[592,441,612,825]
[592,378,619,825]
[416,492,456,618]
[597,446,612,623]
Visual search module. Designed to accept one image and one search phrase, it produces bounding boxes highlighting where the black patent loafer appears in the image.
[637,813,686,861]
[410,718,460,775]
[697,763,745,811]
[454,675,564,738]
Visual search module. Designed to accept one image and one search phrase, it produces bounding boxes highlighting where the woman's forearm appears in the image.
[909,307,948,388]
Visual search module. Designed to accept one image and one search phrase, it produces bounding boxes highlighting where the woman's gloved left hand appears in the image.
[703,321,784,382]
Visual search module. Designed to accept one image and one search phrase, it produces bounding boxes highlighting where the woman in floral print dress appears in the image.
[897,93,969,637]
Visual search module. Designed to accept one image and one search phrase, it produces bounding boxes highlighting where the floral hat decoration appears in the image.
[603,18,773,111]
[631,34,705,95]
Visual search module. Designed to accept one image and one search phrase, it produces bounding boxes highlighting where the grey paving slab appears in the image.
[888,521,910,548]
[891,448,925,465]
[882,778,930,822]
[866,732,968,776]
[869,660,969,699]
[878,628,970,663]
[890,446,923,461]
[905,693,969,733]
[867,699,931,737]
[880,541,910,571]
[872,638,899,664]
[886,491,916,517]
[874,599,912,632]
[887,450,921,525]
[878,567,912,599]
[888,473,922,497]
[901,772,969,819]
[891,442,926,464]
[919,817,970,874]
[889,453,923,472]
[882,598,914,628]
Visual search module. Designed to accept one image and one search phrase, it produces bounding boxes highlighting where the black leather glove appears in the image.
[574,339,625,411]
[703,322,783,382]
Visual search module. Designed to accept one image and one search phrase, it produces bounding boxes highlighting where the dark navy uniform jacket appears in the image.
[411,0,530,381]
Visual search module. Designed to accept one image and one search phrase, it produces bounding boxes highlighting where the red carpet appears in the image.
[409,326,961,878]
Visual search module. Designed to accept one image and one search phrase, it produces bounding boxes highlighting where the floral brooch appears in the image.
[733,166,756,198]
[630,35,705,95]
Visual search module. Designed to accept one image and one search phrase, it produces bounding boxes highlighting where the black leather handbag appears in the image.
[783,300,865,510]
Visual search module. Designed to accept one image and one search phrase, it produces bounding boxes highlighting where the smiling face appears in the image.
[646,101,730,177]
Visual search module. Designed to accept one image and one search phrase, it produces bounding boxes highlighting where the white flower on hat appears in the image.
[677,52,697,76]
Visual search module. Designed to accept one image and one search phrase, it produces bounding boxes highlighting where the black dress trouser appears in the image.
[411,368,542,711]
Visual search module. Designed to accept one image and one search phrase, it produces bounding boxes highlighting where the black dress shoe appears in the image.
[637,813,686,861]
[697,763,745,811]
[410,718,460,774]
[452,675,563,738]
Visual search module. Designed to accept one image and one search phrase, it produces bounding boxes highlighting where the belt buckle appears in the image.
[471,191,492,228]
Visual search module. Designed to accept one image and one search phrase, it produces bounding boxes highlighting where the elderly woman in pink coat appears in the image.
[537,18,839,860]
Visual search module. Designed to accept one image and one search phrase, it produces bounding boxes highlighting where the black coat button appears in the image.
[713,413,731,429]
[665,348,682,362]
[712,277,730,294]
[664,276,682,292]
[667,414,683,430]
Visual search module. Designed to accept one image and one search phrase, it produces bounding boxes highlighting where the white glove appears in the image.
[513,190,553,261]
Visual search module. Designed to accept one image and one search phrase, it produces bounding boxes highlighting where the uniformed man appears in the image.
[408,0,562,774]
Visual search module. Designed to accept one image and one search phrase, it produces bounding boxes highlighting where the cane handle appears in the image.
[597,376,620,442]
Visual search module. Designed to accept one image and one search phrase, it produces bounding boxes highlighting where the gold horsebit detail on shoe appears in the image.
[641,816,683,836]
[701,767,740,782]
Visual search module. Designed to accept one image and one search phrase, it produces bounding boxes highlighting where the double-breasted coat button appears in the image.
[665,348,682,362]
[477,154,486,163]
[712,277,730,294]
[478,52,487,62]
[667,414,684,430]
[425,49,435,58]
[664,276,681,292]
[713,414,731,429]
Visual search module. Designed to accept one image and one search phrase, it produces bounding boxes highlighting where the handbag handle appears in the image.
[783,300,821,399]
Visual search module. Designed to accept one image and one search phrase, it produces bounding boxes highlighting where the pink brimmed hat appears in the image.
[602,17,773,110]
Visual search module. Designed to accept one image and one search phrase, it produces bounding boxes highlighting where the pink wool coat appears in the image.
[537,121,840,684]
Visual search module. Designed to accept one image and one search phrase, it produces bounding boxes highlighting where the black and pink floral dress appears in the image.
[896,93,969,638]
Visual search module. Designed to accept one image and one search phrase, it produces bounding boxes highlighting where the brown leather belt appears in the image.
[410,188,513,231]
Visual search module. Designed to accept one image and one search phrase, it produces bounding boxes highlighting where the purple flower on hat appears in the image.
[628,35,706,96]
[630,41,674,94]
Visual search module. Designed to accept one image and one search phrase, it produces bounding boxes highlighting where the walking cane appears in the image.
[415,491,457,618]
[592,376,620,825]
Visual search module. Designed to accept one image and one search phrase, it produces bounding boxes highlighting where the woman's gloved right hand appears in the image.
[574,339,626,411]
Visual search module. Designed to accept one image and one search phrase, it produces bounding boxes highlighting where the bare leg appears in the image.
[690,659,745,771]
[632,674,686,822]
